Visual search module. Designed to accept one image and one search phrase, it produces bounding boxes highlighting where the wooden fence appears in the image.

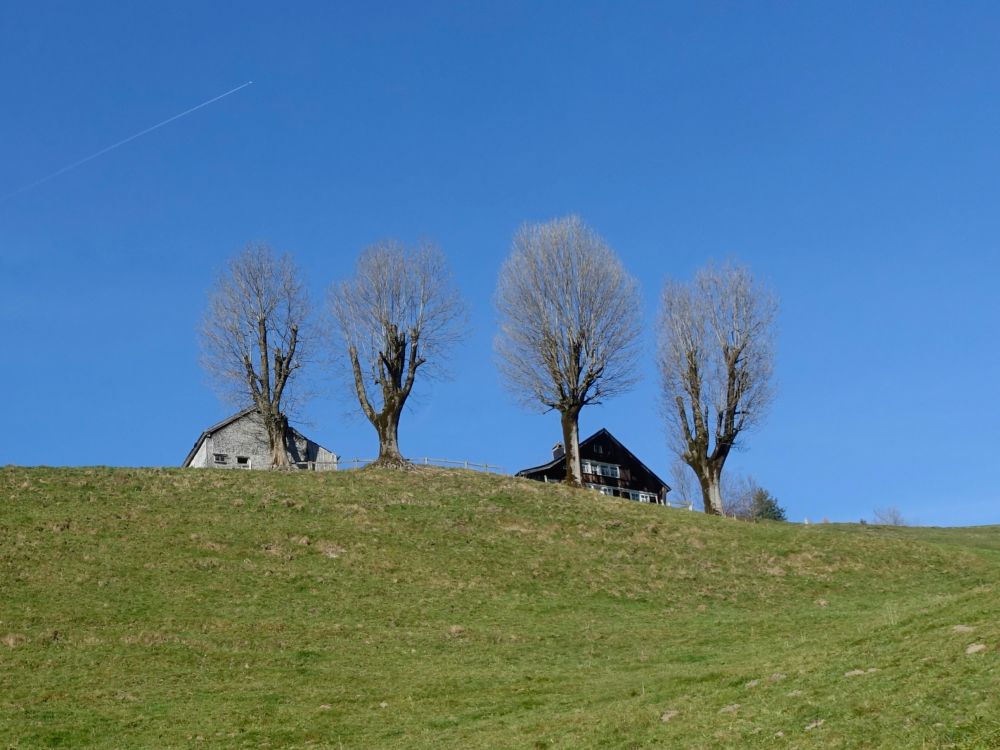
[335,457,505,473]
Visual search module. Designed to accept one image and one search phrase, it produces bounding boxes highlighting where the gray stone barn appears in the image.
[182,408,338,470]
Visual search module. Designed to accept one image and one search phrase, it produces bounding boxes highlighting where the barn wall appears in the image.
[188,412,337,470]
[209,414,272,469]
[188,438,210,468]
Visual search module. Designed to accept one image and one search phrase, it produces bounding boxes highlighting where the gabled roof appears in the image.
[516,427,671,492]
[203,406,258,436]
[181,408,325,467]
[589,428,671,493]
[515,450,564,478]
[183,408,257,467]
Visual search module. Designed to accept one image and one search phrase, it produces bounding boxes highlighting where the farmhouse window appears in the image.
[582,460,620,479]
[213,453,227,464]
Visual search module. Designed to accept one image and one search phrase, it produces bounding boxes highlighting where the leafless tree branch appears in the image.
[873,506,907,526]
[670,458,699,509]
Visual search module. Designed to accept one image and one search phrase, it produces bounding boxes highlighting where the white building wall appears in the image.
[188,437,211,468]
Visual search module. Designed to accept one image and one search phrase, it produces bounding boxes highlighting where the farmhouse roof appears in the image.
[516,427,670,491]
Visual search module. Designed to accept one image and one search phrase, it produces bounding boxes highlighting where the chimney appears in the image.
[552,442,565,460]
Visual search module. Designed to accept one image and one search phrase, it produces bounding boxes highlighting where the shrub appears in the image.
[751,488,786,522]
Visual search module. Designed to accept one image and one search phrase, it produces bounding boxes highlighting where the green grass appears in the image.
[1,466,998,748]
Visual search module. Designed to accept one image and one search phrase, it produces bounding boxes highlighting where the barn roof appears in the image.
[181,408,328,467]
[182,408,257,467]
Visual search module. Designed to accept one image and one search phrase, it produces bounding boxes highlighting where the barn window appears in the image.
[236,456,249,466]
[213,453,227,464]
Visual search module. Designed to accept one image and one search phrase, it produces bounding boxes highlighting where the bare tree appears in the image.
[670,458,699,509]
[200,243,309,467]
[721,472,758,520]
[657,263,776,515]
[328,241,466,468]
[495,215,641,485]
[873,506,907,526]
[717,473,786,521]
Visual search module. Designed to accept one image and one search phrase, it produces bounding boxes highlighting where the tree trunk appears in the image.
[373,408,409,468]
[560,407,583,486]
[267,413,291,468]
[695,464,724,515]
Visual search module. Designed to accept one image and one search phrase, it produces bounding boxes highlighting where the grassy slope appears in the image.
[1,467,998,749]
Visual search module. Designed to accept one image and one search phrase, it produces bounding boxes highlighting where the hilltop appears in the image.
[1,467,998,748]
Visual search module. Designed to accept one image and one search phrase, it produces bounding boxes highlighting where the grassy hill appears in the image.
[1,467,998,749]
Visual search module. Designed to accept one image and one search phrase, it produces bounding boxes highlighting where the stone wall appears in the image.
[190,412,337,470]
[205,412,271,469]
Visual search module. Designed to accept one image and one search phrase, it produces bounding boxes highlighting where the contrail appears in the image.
[1,80,253,203]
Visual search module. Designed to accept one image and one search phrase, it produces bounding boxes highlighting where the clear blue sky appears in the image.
[2,2,999,526]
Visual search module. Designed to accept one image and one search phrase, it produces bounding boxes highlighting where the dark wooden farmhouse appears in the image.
[516,428,671,504]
